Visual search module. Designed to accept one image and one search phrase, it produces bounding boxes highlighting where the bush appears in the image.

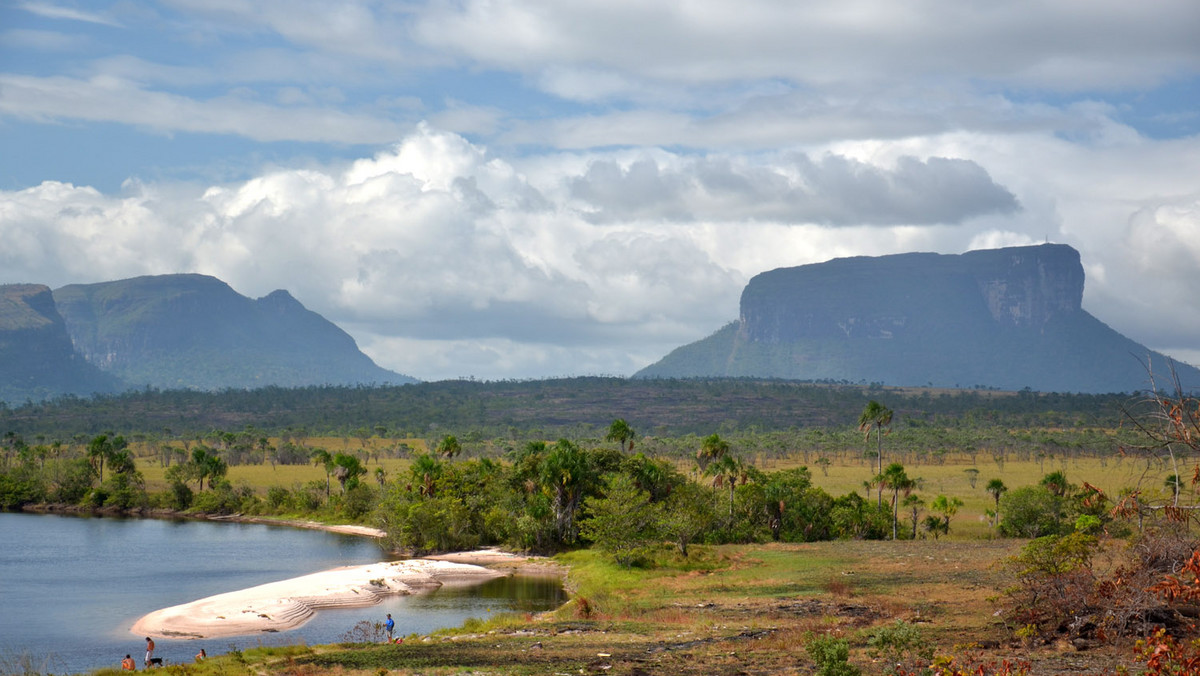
[1000,532,1098,639]
[341,483,376,520]
[805,633,860,676]
[999,486,1067,538]
[168,480,193,510]
[266,486,291,511]
[865,620,934,675]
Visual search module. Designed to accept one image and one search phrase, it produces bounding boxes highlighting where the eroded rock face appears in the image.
[0,284,123,402]
[966,246,1083,330]
[638,243,1198,393]
[738,244,1084,344]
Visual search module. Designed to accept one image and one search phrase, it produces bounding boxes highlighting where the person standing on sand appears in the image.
[122,655,136,670]
[144,637,155,666]
[385,613,395,642]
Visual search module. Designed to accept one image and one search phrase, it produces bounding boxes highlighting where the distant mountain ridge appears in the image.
[0,274,415,402]
[637,244,1199,393]
[0,284,124,402]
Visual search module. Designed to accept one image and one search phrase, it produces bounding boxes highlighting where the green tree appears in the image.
[762,467,834,542]
[605,418,637,453]
[902,494,924,539]
[878,463,917,540]
[696,433,730,473]
[435,435,462,460]
[659,482,718,557]
[86,434,127,485]
[580,473,660,567]
[857,401,893,507]
[332,452,366,493]
[410,453,443,497]
[540,439,598,545]
[622,452,681,502]
[1040,470,1071,497]
[311,448,334,498]
[705,453,746,518]
[986,478,1008,528]
[999,486,1067,538]
[928,494,963,538]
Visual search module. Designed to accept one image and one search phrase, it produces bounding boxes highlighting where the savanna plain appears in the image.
[4,379,1200,675]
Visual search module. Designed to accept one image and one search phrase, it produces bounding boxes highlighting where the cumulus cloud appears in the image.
[0,126,746,378]
[1,121,1198,378]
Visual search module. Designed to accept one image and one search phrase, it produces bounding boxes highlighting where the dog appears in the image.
[146,658,164,667]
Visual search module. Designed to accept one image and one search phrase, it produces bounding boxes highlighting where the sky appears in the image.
[1,0,1199,382]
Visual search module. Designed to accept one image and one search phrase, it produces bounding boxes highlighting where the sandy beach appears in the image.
[131,559,506,639]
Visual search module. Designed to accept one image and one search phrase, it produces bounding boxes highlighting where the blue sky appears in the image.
[2,0,1199,381]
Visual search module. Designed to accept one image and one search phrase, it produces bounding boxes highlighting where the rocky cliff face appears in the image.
[639,244,1198,393]
[0,284,123,403]
[738,244,1084,345]
[964,245,1084,329]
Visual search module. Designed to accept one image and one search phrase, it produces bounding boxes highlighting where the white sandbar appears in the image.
[130,559,505,639]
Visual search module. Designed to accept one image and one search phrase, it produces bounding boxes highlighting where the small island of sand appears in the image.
[131,559,507,639]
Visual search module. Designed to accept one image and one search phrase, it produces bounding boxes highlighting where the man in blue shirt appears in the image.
[385,613,395,642]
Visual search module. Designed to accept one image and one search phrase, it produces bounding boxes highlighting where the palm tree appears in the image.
[87,434,128,485]
[1165,474,1183,504]
[705,454,745,518]
[435,435,462,460]
[605,419,636,453]
[929,494,964,538]
[332,452,365,493]
[696,433,730,473]
[540,439,597,544]
[879,462,916,540]
[311,448,333,497]
[410,453,443,497]
[858,400,893,507]
[902,494,925,539]
[87,435,112,484]
[1040,470,1069,497]
[985,478,1008,527]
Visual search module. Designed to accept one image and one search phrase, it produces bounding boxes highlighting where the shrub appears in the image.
[866,620,934,675]
[266,486,291,511]
[805,633,861,676]
[998,486,1067,538]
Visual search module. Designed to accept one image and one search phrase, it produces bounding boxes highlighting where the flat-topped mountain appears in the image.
[637,244,1198,393]
[0,284,124,402]
[49,274,416,392]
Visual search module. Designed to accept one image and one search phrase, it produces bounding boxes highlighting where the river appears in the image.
[0,512,565,675]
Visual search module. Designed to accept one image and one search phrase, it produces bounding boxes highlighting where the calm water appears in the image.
[0,512,565,675]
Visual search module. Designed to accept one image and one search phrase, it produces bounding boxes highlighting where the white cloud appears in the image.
[17,1,122,27]
[0,73,405,143]
[415,0,1200,93]
[4,122,1198,379]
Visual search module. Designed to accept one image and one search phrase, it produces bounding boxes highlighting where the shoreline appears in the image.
[21,503,388,538]
[130,559,510,640]
[21,506,566,639]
